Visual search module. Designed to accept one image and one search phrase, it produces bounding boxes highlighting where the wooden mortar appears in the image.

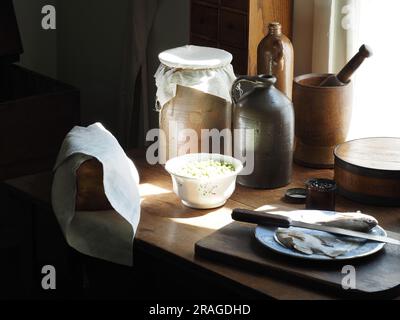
[293,73,353,168]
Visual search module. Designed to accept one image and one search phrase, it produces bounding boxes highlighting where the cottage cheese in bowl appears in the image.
[165,153,243,209]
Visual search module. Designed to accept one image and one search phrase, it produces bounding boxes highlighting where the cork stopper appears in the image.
[268,22,282,36]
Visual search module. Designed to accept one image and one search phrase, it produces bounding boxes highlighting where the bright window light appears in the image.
[348,0,400,139]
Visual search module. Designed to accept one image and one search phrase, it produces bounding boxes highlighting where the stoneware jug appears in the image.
[232,75,294,189]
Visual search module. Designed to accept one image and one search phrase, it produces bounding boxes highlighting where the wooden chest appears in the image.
[190,0,293,75]
[0,0,80,180]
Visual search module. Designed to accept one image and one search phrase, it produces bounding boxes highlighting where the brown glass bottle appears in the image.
[257,22,294,99]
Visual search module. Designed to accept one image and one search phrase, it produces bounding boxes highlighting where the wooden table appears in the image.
[3,150,400,300]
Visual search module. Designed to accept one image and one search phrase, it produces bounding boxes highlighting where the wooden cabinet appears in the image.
[190,0,293,75]
[0,64,80,181]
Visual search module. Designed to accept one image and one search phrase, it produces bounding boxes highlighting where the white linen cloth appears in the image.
[51,123,140,266]
[155,45,237,109]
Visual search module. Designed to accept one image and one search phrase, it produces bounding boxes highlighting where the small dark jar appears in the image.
[306,179,337,211]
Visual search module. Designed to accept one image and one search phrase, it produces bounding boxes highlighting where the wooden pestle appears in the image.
[319,45,373,87]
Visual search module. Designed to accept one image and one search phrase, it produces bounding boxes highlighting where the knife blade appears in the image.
[232,209,400,246]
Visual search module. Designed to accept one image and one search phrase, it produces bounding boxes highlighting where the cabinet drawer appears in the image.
[191,35,218,48]
[221,0,249,12]
[191,3,219,40]
[220,45,248,75]
[220,10,247,49]
[201,0,220,5]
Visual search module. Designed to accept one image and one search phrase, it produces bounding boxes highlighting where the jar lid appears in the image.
[159,45,233,69]
[284,188,307,204]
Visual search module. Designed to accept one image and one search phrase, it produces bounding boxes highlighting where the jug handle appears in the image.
[231,75,276,104]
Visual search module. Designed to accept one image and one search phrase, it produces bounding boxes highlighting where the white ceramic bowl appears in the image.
[165,153,243,209]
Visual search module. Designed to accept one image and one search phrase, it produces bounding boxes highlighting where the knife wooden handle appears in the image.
[232,209,292,228]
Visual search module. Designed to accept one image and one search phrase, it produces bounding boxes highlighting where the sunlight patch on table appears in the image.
[171,206,233,230]
[256,205,279,212]
[139,183,171,197]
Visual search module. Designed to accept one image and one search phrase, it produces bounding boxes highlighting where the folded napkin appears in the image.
[52,123,140,266]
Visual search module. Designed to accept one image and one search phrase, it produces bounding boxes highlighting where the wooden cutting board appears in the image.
[195,222,400,298]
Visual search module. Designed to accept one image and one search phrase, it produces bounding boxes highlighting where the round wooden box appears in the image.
[334,138,400,206]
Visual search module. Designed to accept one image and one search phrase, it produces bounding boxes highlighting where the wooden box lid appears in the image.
[0,0,23,64]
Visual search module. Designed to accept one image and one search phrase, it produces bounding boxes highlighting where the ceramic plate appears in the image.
[255,210,387,261]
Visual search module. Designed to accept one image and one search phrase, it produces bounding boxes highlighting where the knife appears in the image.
[232,209,400,246]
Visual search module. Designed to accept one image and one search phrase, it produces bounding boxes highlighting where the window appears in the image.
[348,0,400,139]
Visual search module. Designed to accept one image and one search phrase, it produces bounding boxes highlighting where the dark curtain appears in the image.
[118,0,160,149]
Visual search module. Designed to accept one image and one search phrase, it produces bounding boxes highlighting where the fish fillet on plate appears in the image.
[275,211,378,258]
[254,210,387,261]
[275,228,364,258]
